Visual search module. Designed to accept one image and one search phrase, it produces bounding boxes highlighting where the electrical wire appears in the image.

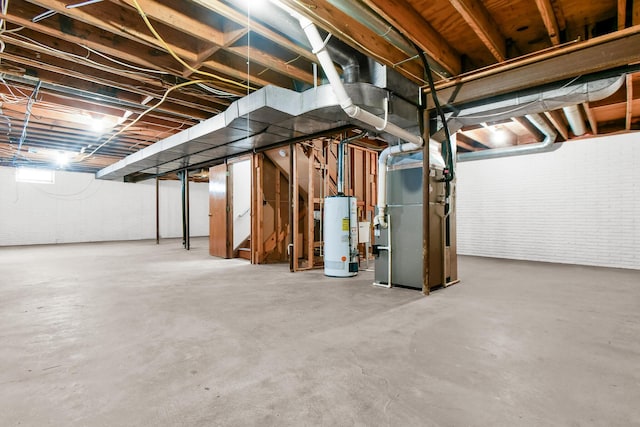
[76,79,218,161]
[80,44,170,75]
[413,42,454,182]
[130,0,255,92]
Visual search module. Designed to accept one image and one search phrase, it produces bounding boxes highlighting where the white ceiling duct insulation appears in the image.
[562,104,588,136]
[431,74,625,161]
[446,74,624,131]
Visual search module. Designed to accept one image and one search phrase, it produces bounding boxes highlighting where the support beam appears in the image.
[626,74,634,130]
[448,0,506,62]
[429,27,640,109]
[534,0,561,45]
[156,177,160,245]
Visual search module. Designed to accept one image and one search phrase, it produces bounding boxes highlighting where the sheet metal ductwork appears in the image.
[433,74,625,162]
[96,81,421,181]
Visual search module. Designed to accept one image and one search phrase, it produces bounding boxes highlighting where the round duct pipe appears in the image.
[562,105,588,136]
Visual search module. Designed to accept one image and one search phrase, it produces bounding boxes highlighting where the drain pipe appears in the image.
[458,114,558,162]
[276,3,424,228]
[338,132,367,194]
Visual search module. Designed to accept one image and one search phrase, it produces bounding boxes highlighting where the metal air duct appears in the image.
[562,105,588,136]
[458,114,558,161]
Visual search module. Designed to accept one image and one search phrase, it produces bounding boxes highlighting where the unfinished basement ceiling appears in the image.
[0,0,639,174]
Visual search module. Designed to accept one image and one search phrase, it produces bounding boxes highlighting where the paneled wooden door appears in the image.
[209,164,230,258]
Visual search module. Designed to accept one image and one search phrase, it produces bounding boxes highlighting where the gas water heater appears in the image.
[323,195,359,277]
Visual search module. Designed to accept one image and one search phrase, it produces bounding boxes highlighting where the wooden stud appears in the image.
[307,144,315,269]
[626,74,634,130]
[292,145,299,272]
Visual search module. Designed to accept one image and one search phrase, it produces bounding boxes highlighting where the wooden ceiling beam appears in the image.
[456,131,491,150]
[14,2,274,89]
[544,110,569,140]
[618,0,627,30]
[534,0,561,45]
[582,102,598,135]
[0,38,229,114]
[113,0,313,84]
[0,61,213,125]
[363,0,461,76]
[189,0,318,64]
[26,0,201,61]
[226,46,314,84]
[448,0,506,62]
[112,0,226,46]
[513,117,545,141]
[0,52,216,119]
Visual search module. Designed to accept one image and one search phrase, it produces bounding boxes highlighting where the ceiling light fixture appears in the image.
[55,151,70,168]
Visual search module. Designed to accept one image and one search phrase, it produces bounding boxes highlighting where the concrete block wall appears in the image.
[0,167,209,245]
[456,132,640,269]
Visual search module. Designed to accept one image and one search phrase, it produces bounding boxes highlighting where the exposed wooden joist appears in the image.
[0,41,226,114]
[113,0,226,46]
[544,110,569,140]
[456,132,491,150]
[363,0,461,76]
[582,102,599,135]
[0,52,215,119]
[226,46,315,84]
[189,0,317,64]
[626,74,634,130]
[448,0,506,62]
[18,1,276,89]
[513,117,546,141]
[618,0,627,30]
[534,0,561,45]
[185,24,247,77]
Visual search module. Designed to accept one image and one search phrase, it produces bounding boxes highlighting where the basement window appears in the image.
[15,167,55,184]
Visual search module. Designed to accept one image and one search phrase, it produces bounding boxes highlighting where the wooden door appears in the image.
[209,164,229,258]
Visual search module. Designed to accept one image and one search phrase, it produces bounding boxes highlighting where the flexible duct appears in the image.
[458,113,558,161]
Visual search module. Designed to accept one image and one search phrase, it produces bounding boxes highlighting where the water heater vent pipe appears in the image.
[337,132,367,194]
[275,2,424,228]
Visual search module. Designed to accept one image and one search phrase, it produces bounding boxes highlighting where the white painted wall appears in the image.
[0,167,209,246]
[232,160,252,250]
[456,132,640,269]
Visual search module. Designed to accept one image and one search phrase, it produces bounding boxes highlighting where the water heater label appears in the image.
[342,218,349,231]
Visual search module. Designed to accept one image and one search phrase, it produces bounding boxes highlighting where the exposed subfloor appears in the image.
[1,238,639,426]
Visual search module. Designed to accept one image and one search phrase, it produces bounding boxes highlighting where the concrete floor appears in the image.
[1,238,639,426]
